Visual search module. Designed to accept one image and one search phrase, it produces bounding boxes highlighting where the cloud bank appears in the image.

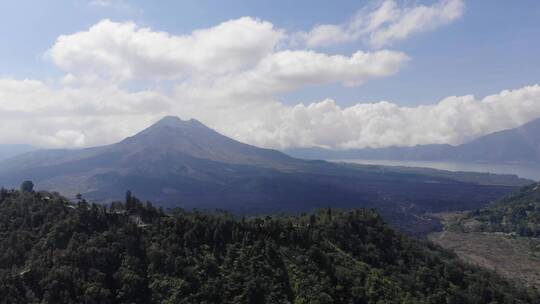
[243,85,540,149]
[2,77,539,150]
[1,7,539,151]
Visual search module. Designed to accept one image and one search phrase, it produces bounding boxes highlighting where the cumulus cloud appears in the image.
[20,16,408,148]
[201,49,408,99]
[300,0,464,48]
[2,80,540,150]
[0,78,171,147]
[48,18,284,81]
[2,15,540,151]
[237,85,540,149]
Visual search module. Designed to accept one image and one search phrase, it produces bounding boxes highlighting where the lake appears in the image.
[335,159,540,181]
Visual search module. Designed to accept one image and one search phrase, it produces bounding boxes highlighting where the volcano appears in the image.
[0,116,529,235]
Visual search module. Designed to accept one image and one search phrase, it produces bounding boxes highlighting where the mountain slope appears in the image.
[0,116,530,235]
[0,144,34,161]
[286,117,540,162]
[0,116,296,172]
[470,182,540,237]
[429,183,540,288]
[0,116,303,202]
[118,116,297,167]
[455,118,540,162]
[0,190,537,303]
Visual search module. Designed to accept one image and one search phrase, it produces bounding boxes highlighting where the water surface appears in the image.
[336,159,540,181]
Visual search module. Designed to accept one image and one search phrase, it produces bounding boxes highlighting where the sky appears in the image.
[0,0,539,149]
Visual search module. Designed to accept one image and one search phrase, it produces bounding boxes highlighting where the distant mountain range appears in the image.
[286,117,540,162]
[0,144,34,161]
[0,116,531,235]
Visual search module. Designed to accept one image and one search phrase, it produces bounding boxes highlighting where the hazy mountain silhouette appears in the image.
[119,116,297,167]
[286,117,540,162]
[0,116,530,235]
[0,144,34,161]
[454,117,540,161]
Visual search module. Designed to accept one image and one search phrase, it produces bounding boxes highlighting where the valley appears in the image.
[429,182,540,289]
[429,212,540,289]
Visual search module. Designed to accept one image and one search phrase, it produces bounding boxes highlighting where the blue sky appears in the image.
[0,0,539,149]
[1,0,538,106]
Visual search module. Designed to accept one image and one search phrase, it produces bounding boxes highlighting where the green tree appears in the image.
[20,180,34,192]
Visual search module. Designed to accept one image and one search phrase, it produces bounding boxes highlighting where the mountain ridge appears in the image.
[0,144,35,161]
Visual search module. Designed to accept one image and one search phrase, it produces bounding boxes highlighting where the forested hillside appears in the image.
[0,189,538,303]
[469,182,540,237]
[429,183,540,289]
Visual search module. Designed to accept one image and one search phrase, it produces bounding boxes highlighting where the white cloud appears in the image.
[203,49,408,98]
[1,80,540,150]
[301,0,464,48]
[48,18,284,81]
[3,16,540,152]
[19,17,408,148]
[301,24,352,48]
[164,48,408,139]
[0,78,171,147]
[89,0,114,7]
[237,85,540,149]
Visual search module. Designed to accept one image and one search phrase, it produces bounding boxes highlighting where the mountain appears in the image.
[0,116,301,200]
[0,116,531,235]
[119,116,297,167]
[454,118,540,162]
[0,116,296,171]
[0,144,34,161]
[286,117,540,162]
[0,190,538,303]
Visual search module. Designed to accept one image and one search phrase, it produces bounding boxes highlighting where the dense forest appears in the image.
[0,187,538,303]
[469,182,540,237]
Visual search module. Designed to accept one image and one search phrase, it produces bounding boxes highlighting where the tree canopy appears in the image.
[19,180,33,193]
[469,182,540,237]
[0,190,538,303]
